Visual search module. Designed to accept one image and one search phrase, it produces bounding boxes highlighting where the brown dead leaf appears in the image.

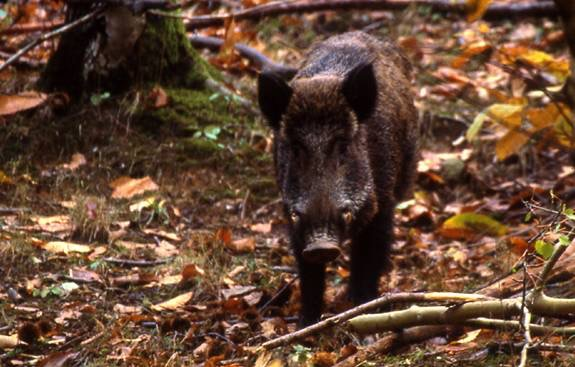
[37,351,79,367]
[151,291,194,311]
[215,227,233,245]
[148,85,169,108]
[181,264,205,282]
[310,351,336,367]
[0,91,48,116]
[226,237,256,253]
[69,268,102,283]
[110,176,159,199]
[142,228,181,242]
[58,153,86,171]
[250,222,272,233]
[221,285,257,300]
[113,304,143,314]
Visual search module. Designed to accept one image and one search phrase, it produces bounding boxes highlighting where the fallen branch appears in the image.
[184,0,557,30]
[0,8,104,73]
[333,326,455,367]
[189,35,297,78]
[258,291,493,350]
[0,21,63,36]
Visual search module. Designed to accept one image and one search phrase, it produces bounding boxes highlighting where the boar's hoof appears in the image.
[302,242,341,263]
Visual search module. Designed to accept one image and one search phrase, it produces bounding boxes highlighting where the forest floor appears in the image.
[2,1,575,366]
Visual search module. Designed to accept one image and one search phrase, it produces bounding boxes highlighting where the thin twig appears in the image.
[258,276,298,313]
[104,257,172,267]
[0,8,103,73]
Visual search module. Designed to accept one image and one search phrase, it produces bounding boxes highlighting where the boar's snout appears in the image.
[302,241,341,264]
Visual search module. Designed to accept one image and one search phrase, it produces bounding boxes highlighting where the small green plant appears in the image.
[192,124,224,149]
[291,344,312,364]
[90,92,111,106]
[34,282,79,298]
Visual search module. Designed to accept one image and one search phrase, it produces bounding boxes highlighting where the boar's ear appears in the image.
[258,71,293,129]
[342,61,377,121]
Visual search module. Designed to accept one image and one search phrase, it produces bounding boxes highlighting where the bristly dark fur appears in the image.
[258,31,418,326]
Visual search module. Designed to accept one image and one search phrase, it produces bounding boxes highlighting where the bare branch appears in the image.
[0,9,103,73]
[183,0,557,31]
[258,292,493,350]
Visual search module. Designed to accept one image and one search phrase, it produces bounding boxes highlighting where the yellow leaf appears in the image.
[554,109,575,148]
[527,104,563,131]
[0,170,14,185]
[467,103,524,141]
[452,329,482,344]
[41,241,92,254]
[151,291,193,311]
[0,334,19,348]
[500,46,570,82]
[496,130,530,160]
[466,0,492,22]
[440,213,507,240]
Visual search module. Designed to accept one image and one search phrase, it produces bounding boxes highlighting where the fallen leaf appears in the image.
[226,237,256,253]
[151,291,194,311]
[148,85,169,108]
[466,0,492,22]
[0,334,18,348]
[31,215,73,233]
[181,264,205,282]
[39,241,92,254]
[110,176,159,199]
[221,285,257,300]
[0,91,48,116]
[452,329,482,344]
[250,222,272,233]
[37,351,79,367]
[113,304,143,314]
[58,153,87,171]
[439,213,507,240]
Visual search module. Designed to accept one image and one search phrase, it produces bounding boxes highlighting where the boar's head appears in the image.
[258,62,380,264]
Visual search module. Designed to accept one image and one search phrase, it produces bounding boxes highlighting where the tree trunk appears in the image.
[38,4,211,101]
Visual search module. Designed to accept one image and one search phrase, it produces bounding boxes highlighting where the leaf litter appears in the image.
[2,1,575,366]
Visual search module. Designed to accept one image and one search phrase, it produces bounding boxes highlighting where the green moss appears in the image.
[141,88,243,131]
[131,14,218,87]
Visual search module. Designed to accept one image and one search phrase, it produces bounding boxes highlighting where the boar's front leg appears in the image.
[349,206,393,304]
[295,252,326,327]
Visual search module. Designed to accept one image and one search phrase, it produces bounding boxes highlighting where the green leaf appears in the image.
[396,199,415,210]
[535,240,554,260]
[209,93,220,101]
[203,125,221,140]
[563,208,575,221]
[559,235,571,247]
[466,111,489,141]
[60,282,79,292]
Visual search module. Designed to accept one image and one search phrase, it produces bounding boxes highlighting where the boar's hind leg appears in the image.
[349,207,393,305]
[296,255,327,327]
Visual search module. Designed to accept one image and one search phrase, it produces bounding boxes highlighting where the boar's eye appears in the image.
[341,209,353,225]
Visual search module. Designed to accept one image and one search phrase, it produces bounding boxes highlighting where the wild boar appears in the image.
[258,31,418,326]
